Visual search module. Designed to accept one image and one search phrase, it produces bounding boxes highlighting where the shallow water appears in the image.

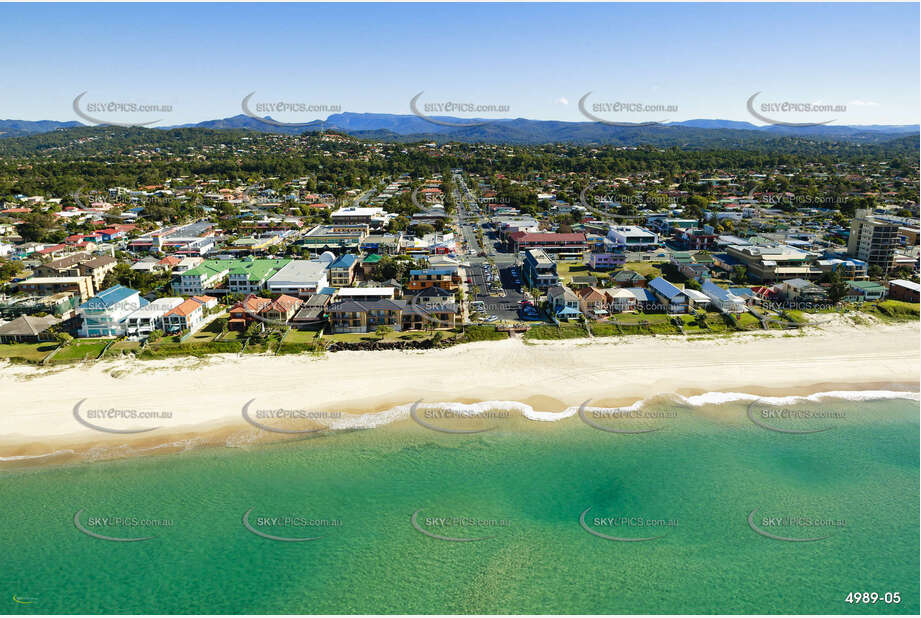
[1,395,918,614]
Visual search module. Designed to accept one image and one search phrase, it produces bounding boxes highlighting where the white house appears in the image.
[124,297,185,339]
[161,298,206,334]
[701,281,747,313]
[78,285,147,337]
[607,226,659,249]
[267,260,329,297]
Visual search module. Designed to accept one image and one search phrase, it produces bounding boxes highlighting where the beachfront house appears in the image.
[648,277,692,314]
[161,298,206,334]
[701,281,747,313]
[844,280,887,302]
[124,297,185,339]
[0,314,61,344]
[547,285,582,320]
[78,285,147,337]
[606,288,638,313]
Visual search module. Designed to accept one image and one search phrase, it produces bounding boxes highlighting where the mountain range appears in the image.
[0,113,917,146]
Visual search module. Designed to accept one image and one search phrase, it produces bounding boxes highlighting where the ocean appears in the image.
[1,392,918,614]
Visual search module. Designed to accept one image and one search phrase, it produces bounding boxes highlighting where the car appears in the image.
[485,315,499,322]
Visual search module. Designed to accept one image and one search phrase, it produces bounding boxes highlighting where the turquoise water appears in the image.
[1,396,918,614]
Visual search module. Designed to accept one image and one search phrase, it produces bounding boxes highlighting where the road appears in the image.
[453,172,526,321]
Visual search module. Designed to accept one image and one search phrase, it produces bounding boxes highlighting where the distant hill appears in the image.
[0,113,917,148]
[0,119,82,138]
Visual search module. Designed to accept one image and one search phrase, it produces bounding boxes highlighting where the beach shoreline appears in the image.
[2,321,918,466]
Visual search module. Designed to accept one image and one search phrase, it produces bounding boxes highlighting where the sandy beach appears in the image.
[1,319,918,462]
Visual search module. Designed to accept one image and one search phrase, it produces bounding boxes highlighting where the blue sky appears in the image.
[1,2,918,125]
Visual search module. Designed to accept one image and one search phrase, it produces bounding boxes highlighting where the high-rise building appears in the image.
[847,210,899,274]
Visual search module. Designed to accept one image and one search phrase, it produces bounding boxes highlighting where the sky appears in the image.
[0,2,918,126]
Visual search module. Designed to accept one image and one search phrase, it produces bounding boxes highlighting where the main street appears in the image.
[453,172,525,321]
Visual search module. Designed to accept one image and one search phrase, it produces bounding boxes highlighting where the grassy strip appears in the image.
[863,300,920,322]
[137,341,242,359]
[460,325,509,342]
[524,322,588,340]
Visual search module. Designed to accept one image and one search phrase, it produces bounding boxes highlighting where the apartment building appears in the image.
[847,209,899,274]
[522,249,560,289]
[725,243,821,283]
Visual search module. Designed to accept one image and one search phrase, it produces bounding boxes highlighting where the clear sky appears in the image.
[1,2,918,126]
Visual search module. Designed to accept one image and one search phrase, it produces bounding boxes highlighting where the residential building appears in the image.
[162,298,206,334]
[845,280,887,302]
[817,257,869,280]
[577,287,610,318]
[607,226,659,250]
[725,243,821,283]
[226,258,292,294]
[507,232,587,260]
[407,268,460,292]
[15,276,94,303]
[336,287,397,302]
[701,281,746,313]
[888,279,920,303]
[648,277,692,313]
[266,260,329,297]
[172,260,230,296]
[327,299,400,333]
[587,253,625,270]
[522,249,560,289]
[172,258,291,296]
[611,269,646,288]
[128,221,216,256]
[0,314,61,344]
[34,253,90,278]
[327,298,456,333]
[628,287,659,310]
[847,209,899,274]
[300,224,369,252]
[260,295,304,324]
[547,285,582,320]
[78,285,147,337]
[124,297,184,339]
[328,254,359,287]
[606,288,638,313]
[291,293,332,330]
[228,296,272,331]
[780,278,827,303]
[77,255,118,291]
